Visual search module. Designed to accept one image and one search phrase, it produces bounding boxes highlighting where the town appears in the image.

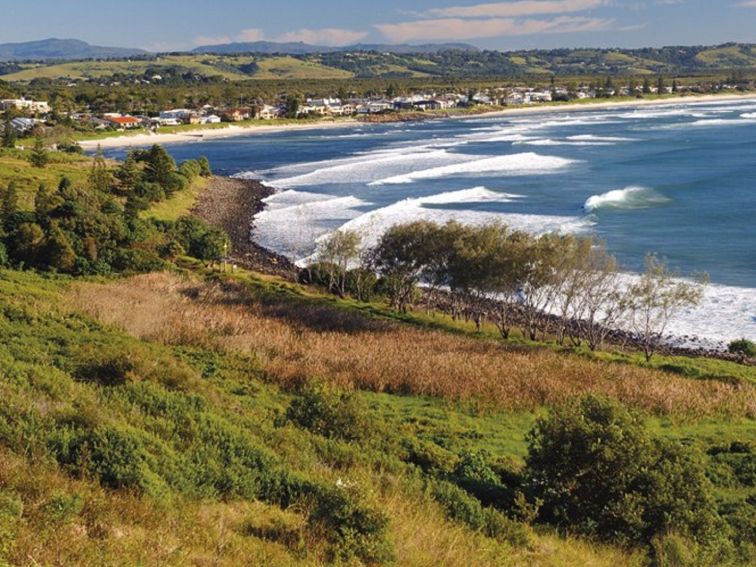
[0,76,744,138]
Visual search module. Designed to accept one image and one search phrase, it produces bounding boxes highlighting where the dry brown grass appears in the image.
[68,272,755,416]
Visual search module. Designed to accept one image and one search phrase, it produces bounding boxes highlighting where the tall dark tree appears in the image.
[2,114,16,148]
[114,151,141,195]
[28,138,49,169]
[88,147,114,193]
[1,180,19,231]
[143,144,176,187]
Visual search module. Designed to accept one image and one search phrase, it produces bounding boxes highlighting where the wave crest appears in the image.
[584,186,670,213]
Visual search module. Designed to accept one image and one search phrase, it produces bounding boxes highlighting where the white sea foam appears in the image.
[253,192,371,258]
[266,148,478,188]
[584,186,670,213]
[516,138,615,147]
[609,274,756,348]
[369,152,578,185]
[321,187,591,255]
[567,134,637,143]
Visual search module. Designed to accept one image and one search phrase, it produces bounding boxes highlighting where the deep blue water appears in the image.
[103,99,756,342]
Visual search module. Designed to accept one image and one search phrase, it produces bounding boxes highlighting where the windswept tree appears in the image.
[1,181,19,232]
[316,229,361,297]
[88,147,114,193]
[368,221,437,312]
[625,254,706,361]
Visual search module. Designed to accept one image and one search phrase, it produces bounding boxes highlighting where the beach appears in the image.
[80,92,756,149]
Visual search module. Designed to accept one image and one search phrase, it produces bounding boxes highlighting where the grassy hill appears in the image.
[0,148,753,566]
[3,43,756,83]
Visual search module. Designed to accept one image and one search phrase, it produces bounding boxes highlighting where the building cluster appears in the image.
[0,79,746,136]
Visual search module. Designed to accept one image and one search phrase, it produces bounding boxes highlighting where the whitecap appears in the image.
[369,152,578,185]
[584,186,670,213]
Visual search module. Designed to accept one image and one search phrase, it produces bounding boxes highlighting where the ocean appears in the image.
[104,98,756,347]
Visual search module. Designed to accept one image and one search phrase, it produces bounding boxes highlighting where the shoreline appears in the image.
[80,92,756,150]
[193,175,754,365]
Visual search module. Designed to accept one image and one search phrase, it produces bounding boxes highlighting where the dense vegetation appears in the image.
[0,144,221,275]
[0,146,753,565]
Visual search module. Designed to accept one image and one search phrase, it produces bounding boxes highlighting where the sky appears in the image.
[2,0,756,52]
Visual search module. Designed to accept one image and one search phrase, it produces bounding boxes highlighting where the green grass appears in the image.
[143,176,207,221]
[0,148,95,209]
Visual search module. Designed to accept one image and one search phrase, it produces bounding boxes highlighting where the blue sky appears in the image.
[3,0,756,51]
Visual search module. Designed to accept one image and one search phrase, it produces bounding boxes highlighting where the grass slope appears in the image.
[1,267,666,566]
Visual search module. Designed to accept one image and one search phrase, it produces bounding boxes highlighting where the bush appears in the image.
[286,380,369,442]
[309,484,393,564]
[0,491,23,562]
[524,396,730,556]
[728,338,756,357]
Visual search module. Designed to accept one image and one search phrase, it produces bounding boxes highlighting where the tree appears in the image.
[28,138,49,168]
[1,181,19,231]
[642,77,652,95]
[114,151,141,195]
[143,144,176,187]
[657,76,665,95]
[2,114,16,148]
[316,229,361,297]
[197,155,212,177]
[625,255,706,361]
[285,95,300,119]
[43,221,77,273]
[88,147,114,193]
[368,221,437,312]
[524,396,729,558]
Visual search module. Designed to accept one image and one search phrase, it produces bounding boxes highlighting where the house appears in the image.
[10,117,38,133]
[257,105,281,120]
[221,108,249,122]
[1,98,50,114]
[106,115,141,129]
[159,108,200,124]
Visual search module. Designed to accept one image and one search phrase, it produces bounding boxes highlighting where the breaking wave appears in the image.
[584,186,670,213]
[369,152,578,185]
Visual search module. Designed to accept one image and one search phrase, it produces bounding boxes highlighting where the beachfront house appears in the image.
[1,98,51,114]
[105,115,141,130]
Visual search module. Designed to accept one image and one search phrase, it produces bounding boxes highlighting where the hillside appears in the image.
[0,38,148,61]
[3,43,756,82]
[0,146,753,566]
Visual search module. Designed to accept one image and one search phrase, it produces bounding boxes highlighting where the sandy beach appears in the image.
[79,92,756,150]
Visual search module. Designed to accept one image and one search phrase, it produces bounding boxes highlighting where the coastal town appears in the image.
[0,76,745,137]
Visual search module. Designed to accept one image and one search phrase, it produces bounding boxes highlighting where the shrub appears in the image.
[728,338,756,357]
[524,396,730,556]
[286,380,369,442]
[0,491,23,562]
[309,484,393,564]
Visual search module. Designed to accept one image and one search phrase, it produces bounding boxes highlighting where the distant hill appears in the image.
[191,41,479,55]
[0,38,148,61]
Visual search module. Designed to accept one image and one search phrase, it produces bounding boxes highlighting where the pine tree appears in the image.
[1,181,19,231]
[657,76,665,95]
[88,146,114,193]
[115,152,141,194]
[28,138,48,168]
[144,144,176,187]
[44,222,77,273]
[2,114,16,148]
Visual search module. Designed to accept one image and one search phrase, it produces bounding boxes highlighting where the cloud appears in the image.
[427,0,608,18]
[236,28,265,42]
[193,27,366,47]
[277,28,369,46]
[193,35,233,46]
[376,15,614,42]
[736,0,756,6]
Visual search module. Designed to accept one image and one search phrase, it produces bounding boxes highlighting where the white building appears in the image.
[1,98,51,113]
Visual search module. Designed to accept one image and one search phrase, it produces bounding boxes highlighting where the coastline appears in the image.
[80,92,756,150]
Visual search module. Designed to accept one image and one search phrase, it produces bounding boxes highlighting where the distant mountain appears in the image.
[191,41,479,55]
[0,38,148,61]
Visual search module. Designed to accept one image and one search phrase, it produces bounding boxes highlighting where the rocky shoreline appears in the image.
[191,176,299,279]
[193,176,753,366]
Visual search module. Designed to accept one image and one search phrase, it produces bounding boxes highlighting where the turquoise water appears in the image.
[106,99,756,344]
